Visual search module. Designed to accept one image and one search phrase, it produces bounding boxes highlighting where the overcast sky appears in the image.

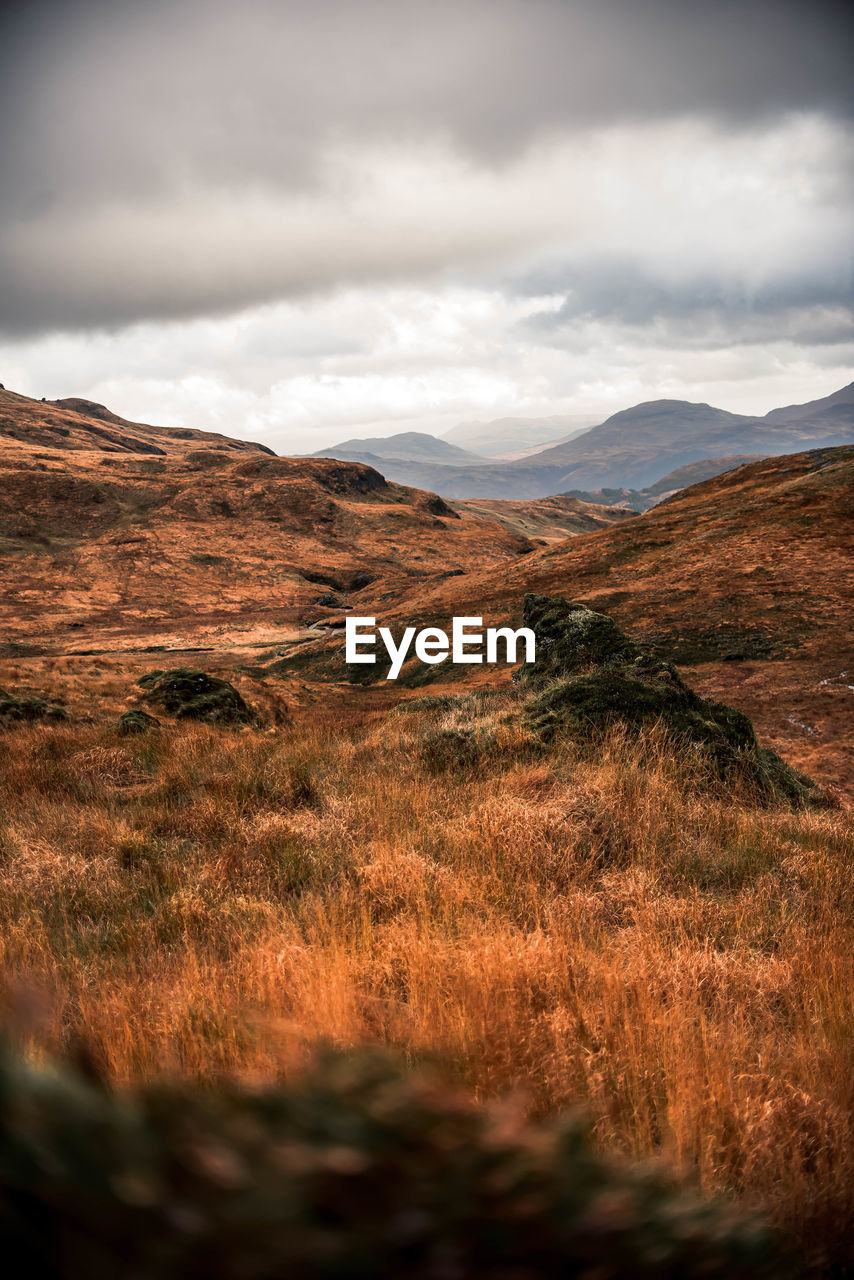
[0,0,852,451]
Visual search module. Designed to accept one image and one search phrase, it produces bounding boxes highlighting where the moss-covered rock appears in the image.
[137,669,255,726]
[0,687,69,726]
[115,708,161,735]
[517,593,640,685]
[524,664,752,758]
[518,595,826,808]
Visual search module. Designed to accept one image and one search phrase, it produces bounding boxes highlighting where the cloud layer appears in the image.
[0,0,851,441]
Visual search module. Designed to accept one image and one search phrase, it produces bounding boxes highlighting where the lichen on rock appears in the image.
[517,593,640,685]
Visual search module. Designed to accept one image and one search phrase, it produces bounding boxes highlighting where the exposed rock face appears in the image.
[137,669,255,726]
[423,494,460,519]
[518,594,826,808]
[0,687,69,725]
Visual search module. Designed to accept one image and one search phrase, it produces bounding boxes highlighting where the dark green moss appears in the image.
[517,593,640,686]
[137,669,256,726]
[518,595,826,808]
[0,687,69,726]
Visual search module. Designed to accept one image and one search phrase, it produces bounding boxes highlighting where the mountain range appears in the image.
[311,383,854,500]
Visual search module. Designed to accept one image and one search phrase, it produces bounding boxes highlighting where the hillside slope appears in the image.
[0,406,539,655]
[564,454,768,512]
[765,381,854,429]
[0,388,275,457]
[449,493,636,541]
[350,446,854,663]
[282,447,854,794]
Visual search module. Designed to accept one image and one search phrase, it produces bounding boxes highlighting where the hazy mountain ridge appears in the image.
[312,430,486,465]
[312,383,854,499]
[440,415,593,457]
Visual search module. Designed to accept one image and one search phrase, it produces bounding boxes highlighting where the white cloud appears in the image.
[2,279,850,454]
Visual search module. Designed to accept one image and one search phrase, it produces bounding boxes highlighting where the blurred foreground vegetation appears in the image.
[1,597,852,1274]
[0,1045,784,1278]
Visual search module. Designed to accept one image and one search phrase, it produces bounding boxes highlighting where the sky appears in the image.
[0,0,852,453]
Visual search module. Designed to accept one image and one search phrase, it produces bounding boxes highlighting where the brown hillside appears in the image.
[290,447,854,795]
[0,387,275,457]
[346,447,853,662]
[450,492,636,542]
[0,418,540,657]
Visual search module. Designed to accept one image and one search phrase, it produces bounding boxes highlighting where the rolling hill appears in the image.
[3,384,851,795]
[0,388,543,657]
[277,446,854,794]
[0,388,275,458]
[449,493,636,541]
[562,454,768,512]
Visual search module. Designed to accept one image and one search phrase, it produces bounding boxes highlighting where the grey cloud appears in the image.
[4,2,853,200]
[1,0,852,336]
[521,257,854,346]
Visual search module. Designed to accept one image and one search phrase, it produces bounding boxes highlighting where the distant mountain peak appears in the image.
[442,413,592,457]
[312,430,486,465]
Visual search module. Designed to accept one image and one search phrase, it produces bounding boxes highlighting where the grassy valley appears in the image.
[1,394,853,1275]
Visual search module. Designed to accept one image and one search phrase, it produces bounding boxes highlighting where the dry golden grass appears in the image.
[1,697,853,1266]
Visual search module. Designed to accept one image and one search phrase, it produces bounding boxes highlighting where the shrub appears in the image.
[0,1046,785,1279]
[0,687,68,726]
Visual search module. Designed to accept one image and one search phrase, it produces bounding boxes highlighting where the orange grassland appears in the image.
[2,692,853,1270]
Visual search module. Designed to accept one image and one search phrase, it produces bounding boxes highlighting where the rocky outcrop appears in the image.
[517,594,640,683]
[137,669,256,726]
[518,594,826,808]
